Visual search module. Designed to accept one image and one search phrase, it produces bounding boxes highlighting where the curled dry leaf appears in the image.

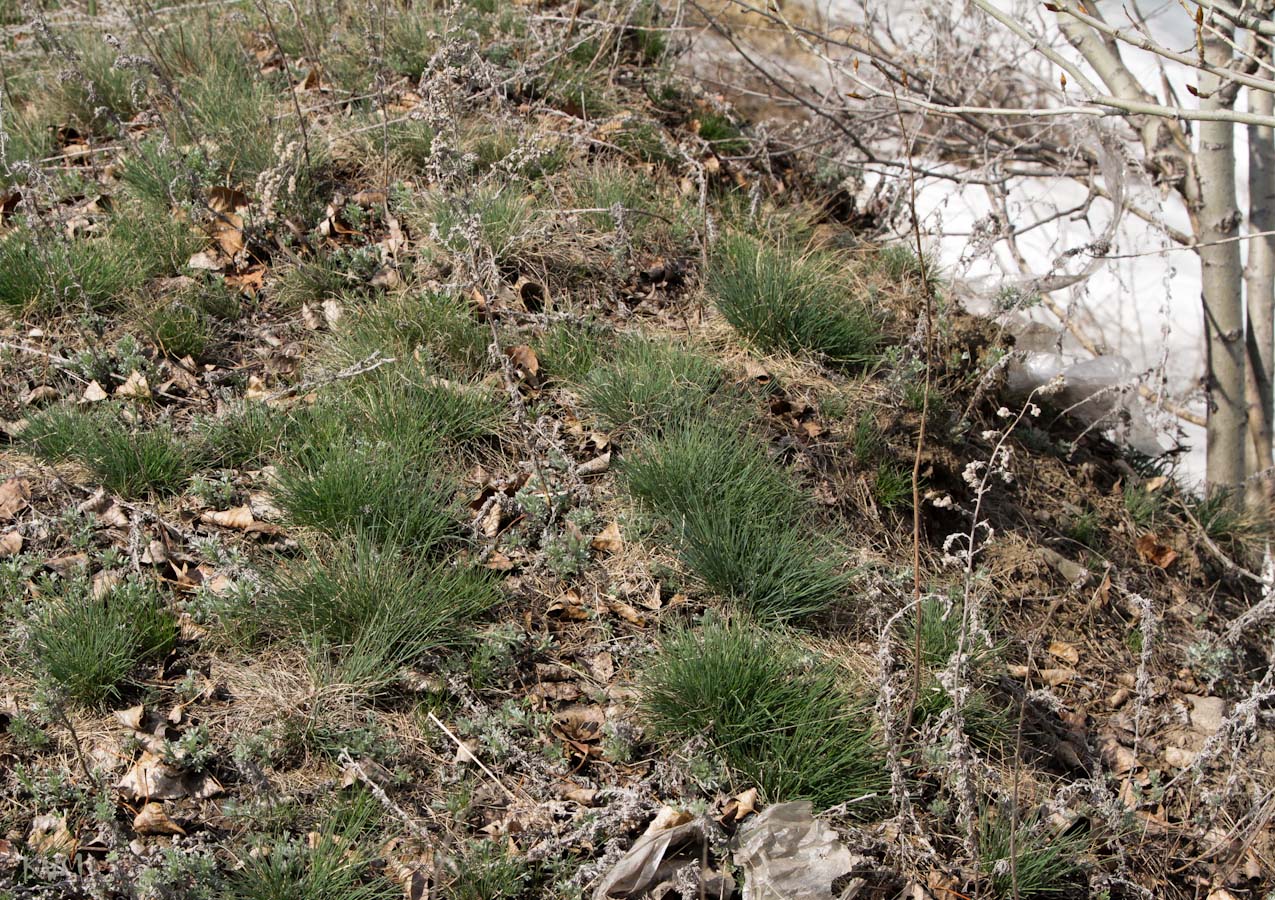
[0,477,29,519]
[548,589,589,621]
[321,298,343,327]
[1136,533,1179,570]
[117,751,223,801]
[115,370,151,400]
[28,813,74,855]
[24,384,60,405]
[200,506,255,530]
[608,598,647,627]
[1040,667,1078,687]
[116,704,145,732]
[577,451,611,476]
[591,521,623,554]
[0,531,21,558]
[132,802,186,836]
[80,380,108,403]
[506,344,540,380]
[742,358,772,385]
[244,375,269,402]
[1048,640,1080,665]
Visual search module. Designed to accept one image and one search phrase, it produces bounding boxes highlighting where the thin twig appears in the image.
[426,711,520,804]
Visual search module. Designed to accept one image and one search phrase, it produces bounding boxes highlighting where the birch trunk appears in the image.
[1246,67,1275,511]
[1198,23,1247,497]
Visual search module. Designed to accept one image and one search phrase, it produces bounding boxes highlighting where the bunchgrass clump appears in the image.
[195,402,289,469]
[582,337,725,432]
[978,805,1088,899]
[21,404,95,461]
[440,841,541,900]
[346,367,503,456]
[709,234,881,370]
[223,790,395,900]
[536,321,609,383]
[641,617,886,810]
[623,420,848,622]
[333,291,490,372]
[270,535,498,695]
[27,574,177,708]
[276,441,457,551]
[24,406,193,498]
[0,226,137,316]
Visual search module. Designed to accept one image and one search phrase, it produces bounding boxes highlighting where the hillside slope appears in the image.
[0,2,1272,898]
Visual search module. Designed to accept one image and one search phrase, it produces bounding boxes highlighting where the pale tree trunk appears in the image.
[1198,23,1247,497]
[1246,61,1275,513]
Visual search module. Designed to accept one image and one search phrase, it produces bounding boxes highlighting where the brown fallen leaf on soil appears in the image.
[200,506,255,530]
[1048,640,1080,665]
[132,802,186,836]
[1039,667,1078,686]
[0,479,31,521]
[27,813,74,855]
[117,751,223,801]
[608,598,647,626]
[742,358,772,385]
[1136,533,1179,570]
[115,370,150,400]
[591,521,623,553]
[506,344,540,380]
[24,384,59,405]
[0,532,21,558]
[548,589,590,621]
[80,380,108,403]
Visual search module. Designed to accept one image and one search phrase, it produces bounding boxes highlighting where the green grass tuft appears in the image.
[978,805,1088,899]
[276,441,457,552]
[24,406,193,498]
[623,420,848,622]
[27,574,177,708]
[333,291,491,373]
[223,790,395,900]
[270,535,498,695]
[709,234,881,370]
[582,337,725,432]
[641,617,887,810]
[195,402,289,469]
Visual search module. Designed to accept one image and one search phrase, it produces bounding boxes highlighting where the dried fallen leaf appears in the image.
[28,813,73,855]
[80,380,108,403]
[0,479,28,521]
[548,589,590,621]
[321,298,343,327]
[91,569,121,600]
[117,751,223,801]
[507,344,540,379]
[591,521,623,554]
[576,451,611,476]
[1136,533,1179,570]
[132,802,186,836]
[116,704,145,731]
[742,359,772,385]
[244,374,269,402]
[23,384,59,405]
[1048,640,1080,665]
[115,369,151,400]
[608,598,647,627]
[1040,667,1077,686]
[200,506,255,530]
[0,531,21,558]
[301,303,320,330]
[187,249,223,271]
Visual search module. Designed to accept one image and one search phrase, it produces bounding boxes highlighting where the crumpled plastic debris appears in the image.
[1006,352,1165,456]
[734,801,854,900]
[593,815,735,899]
